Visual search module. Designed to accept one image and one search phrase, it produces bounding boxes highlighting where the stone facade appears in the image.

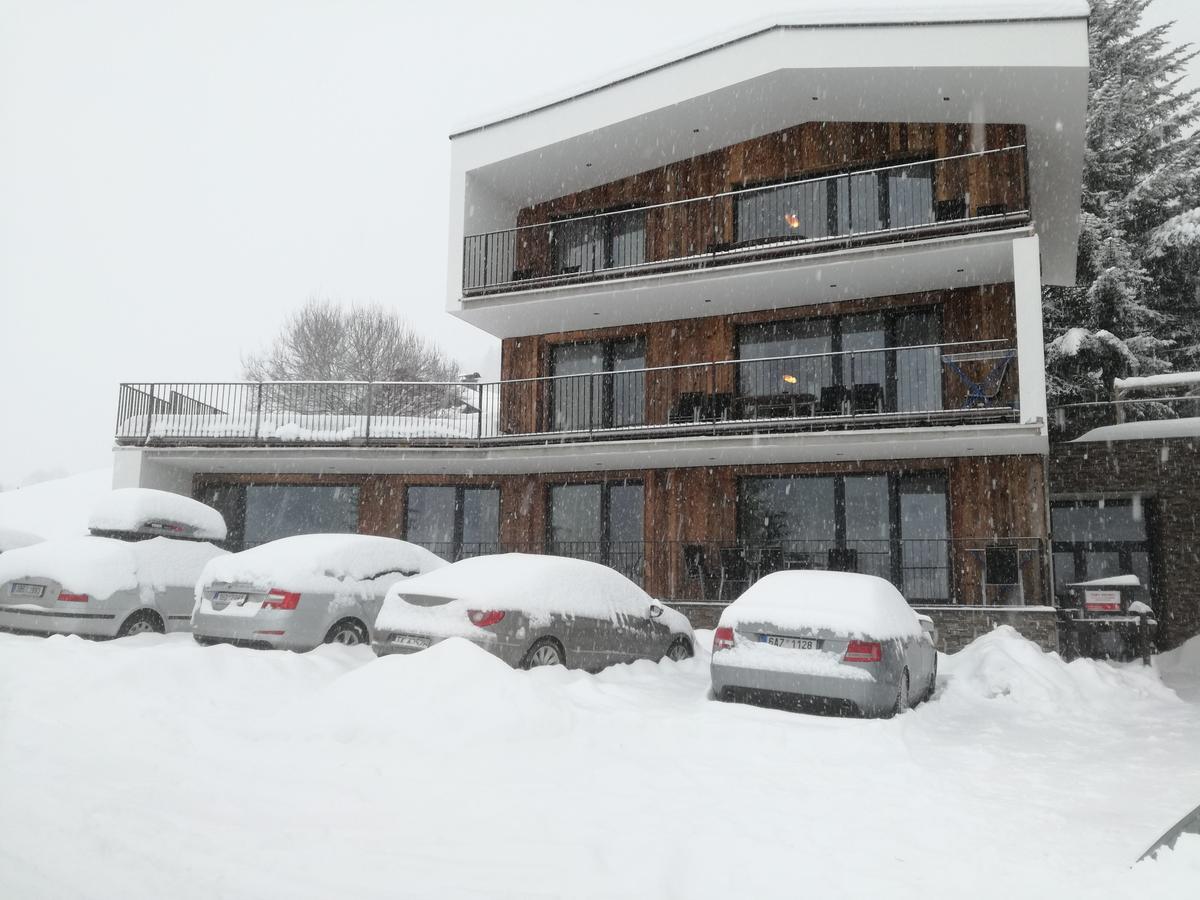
[1049,436,1200,650]
[912,605,1060,654]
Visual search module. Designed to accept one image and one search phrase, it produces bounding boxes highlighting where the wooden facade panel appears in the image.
[507,121,1027,280]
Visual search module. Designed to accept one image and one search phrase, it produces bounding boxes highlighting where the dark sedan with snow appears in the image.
[710,571,937,717]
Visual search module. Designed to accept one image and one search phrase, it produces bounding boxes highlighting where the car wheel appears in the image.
[118,610,164,638]
[324,619,368,647]
[520,638,565,669]
[665,637,693,662]
[893,668,910,716]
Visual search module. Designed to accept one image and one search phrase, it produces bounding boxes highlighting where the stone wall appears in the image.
[912,605,1060,654]
[1049,436,1200,650]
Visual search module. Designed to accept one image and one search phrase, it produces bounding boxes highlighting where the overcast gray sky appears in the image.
[2,0,1197,488]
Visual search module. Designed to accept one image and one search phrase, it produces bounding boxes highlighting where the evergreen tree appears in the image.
[1044,0,1200,404]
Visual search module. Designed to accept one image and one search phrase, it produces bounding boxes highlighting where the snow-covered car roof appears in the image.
[381,553,678,628]
[719,570,921,640]
[88,488,227,542]
[198,534,447,594]
[0,535,226,600]
[0,527,44,553]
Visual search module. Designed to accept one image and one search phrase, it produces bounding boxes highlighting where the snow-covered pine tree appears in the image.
[1043,0,1200,405]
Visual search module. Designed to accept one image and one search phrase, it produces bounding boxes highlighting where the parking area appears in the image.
[1,627,1198,898]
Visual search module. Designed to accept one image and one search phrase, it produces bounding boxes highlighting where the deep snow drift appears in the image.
[0,467,112,539]
[0,626,1197,898]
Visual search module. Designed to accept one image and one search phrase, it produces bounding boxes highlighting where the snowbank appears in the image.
[938,625,1181,713]
[379,553,690,632]
[198,534,446,596]
[1070,574,1141,587]
[0,467,112,539]
[718,570,921,640]
[1155,635,1200,703]
[0,527,43,553]
[88,488,227,541]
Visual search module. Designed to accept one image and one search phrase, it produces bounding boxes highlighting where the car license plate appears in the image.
[760,634,820,650]
[11,582,45,598]
[391,634,431,650]
[217,592,249,605]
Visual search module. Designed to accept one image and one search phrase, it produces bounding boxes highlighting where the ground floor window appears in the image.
[196,483,360,550]
[405,485,500,561]
[737,472,949,600]
[1051,498,1152,596]
[547,481,644,584]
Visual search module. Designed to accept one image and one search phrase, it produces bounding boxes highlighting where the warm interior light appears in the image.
[782,374,798,385]
[784,213,801,229]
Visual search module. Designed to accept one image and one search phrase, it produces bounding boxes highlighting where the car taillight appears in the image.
[844,640,882,663]
[467,609,505,628]
[57,592,88,603]
[713,626,735,651]
[262,589,300,611]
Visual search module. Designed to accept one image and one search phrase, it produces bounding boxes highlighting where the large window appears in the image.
[735,161,935,245]
[405,485,500,561]
[550,338,645,431]
[547,481,644,584]
[196,483,360,550]
[1051,499,1152,596]
[737,472,949,601]
[551,209,646,275]
[736,309,942,415]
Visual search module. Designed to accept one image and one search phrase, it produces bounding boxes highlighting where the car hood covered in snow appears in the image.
[378,552,692,633]
[719,570,921,640]
[198,534,447,598]
[0,536,226,600]
[88,488,228,542]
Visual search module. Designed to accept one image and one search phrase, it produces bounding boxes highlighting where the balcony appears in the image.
[116,338,1018,448]
[462,146,1029,297]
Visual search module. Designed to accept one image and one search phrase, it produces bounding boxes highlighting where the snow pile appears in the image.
[198,534,447,596]
[0,527,43,553]
[718,570,921,640]
[378,552,690,633]
[0,467,112,539]
[1114,371,1200,393]
[1156,635,1200,703]
[88,488,227,541]
[120,411,494,442]
[1070,574,1140,587]
[938,626,1181,713]
[1073,418,1200,442]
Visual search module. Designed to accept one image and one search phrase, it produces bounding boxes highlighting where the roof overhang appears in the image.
[449,14,1089,296]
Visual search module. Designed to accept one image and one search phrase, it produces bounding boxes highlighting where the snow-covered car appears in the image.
[0,527,44,555]
[0,489,228,638]
[192,534,447,650]
[373,553,695,670]
[710,570,937,717]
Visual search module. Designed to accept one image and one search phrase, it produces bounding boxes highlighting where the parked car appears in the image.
[0,488,228,638]
[373,553,695,670]
[0,527,44,555]
[193,534,447,650]
[710,570,937,717]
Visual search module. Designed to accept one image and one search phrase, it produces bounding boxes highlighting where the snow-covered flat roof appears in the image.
[452,2,1090,136]
[1114,372,1200,393]
[1072,418,1200,443]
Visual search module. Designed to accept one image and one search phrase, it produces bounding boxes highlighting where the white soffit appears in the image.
[453,18,1088,286]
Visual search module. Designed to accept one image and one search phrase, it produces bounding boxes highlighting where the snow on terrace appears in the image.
[1,625,1197,898]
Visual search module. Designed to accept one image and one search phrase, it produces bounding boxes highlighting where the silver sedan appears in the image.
[193,534,447,651]
[373,553,695,670]
[710,570,938,717]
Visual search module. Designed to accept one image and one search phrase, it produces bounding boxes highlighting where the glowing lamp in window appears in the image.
[782,374,798,385]
[784,213,801,229]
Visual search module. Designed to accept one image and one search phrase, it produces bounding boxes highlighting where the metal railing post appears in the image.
[144,384,155,444]
[253,383,263,442]
[364,382,373,442]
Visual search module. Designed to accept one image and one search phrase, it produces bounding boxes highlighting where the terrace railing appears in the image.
[463,145,1030,295]
[1051,395,1200,442]
[383,537,1051,606]
[115,339,1018,447]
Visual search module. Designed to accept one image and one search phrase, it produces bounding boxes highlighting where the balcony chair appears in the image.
[682,543,714,600]
[819,385,847,416]
[670,392,709,425]
[827,548,859,572]
[850,383,884,415]
[717,546,753,603]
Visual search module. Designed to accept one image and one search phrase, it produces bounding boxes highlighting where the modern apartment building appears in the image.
[113,8,1091,647]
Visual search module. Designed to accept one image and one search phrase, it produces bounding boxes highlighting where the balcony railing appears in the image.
[370,538,1051,606]
[1051,395,1200,442]
[116,339,1018,447]
[463,145,1029,295]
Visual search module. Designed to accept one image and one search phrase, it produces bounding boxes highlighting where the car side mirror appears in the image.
[649,603,664,619]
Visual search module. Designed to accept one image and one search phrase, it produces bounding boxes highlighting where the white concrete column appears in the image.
[111,449,193,495]
[1012,235,1048,430]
